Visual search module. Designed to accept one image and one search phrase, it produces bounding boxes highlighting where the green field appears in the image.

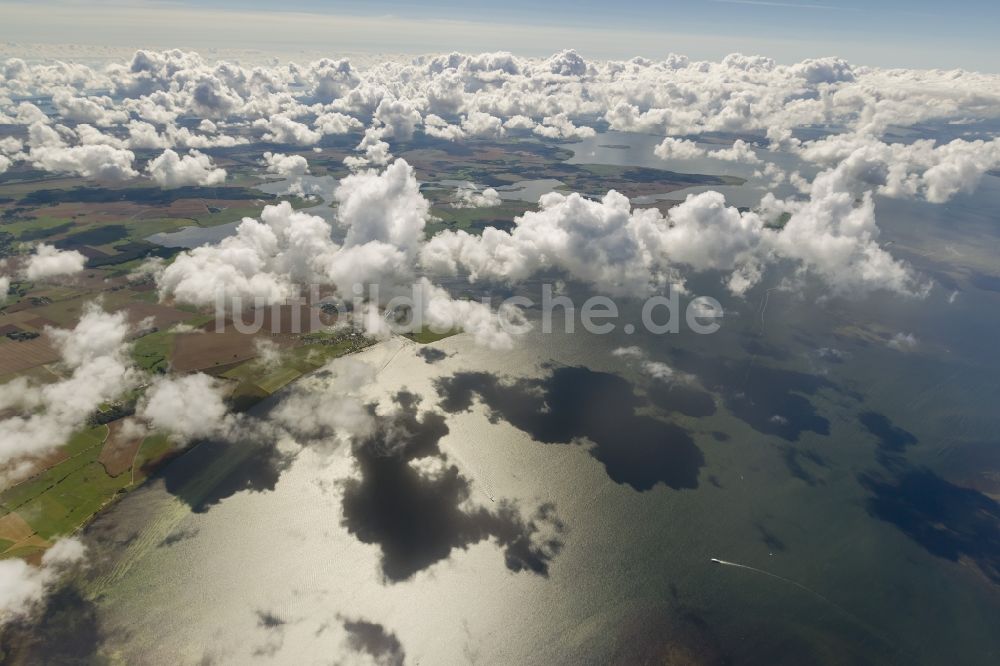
[131,329,176,373]
[132,433,177,484]
[425,201,534,237]
[0,426,186,559]
[0,427,117,545]
[405,326,459,344]
[222,334,373,405]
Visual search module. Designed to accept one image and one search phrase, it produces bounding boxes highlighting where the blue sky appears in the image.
[3,0,999,70]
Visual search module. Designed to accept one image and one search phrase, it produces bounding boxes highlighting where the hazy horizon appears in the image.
[2,0,999,72]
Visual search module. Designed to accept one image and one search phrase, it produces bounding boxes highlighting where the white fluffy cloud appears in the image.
[0,304,139,467]
[138,373,233,442]
[0,537,87,626]
[270,357,375,446]
[374,98,422,140]
[51,89,127,126]
[344,126,393,169]
[451,185,502,208]
[28,134,138,181]
[256,115,323,146]
[156,207,303,308]
[6,47,998,308]
[314,111,362,135]
[612,346,677,381]
[422,177,919,298]
[422,189,757,296]
[308,58,360,102]
[795,134,1000,203]
[654,138,761,163]
[710,139,762,164]
[461,111,505,139]
[0,135,23,154]
[533,113,594,140]
[653,137,707,160]
[23,243,86,281]
[887,332,919,352]
[157,159,516,347]
[762,166,922,296]
[262,151,310,177]
[146,148,226,188]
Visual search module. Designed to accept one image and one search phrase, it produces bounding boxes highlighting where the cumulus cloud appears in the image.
[710,139,762,164]
[422,189,761,296]
[309,58,360,102]
[27,123,138,181]
[0,537,87,626]
[23,244,86,281]
[187,72,243,118]
[270,357,376,446]
[146,148,226,188]
[126,120,170,149]
[424,114,466,141]
[262,151,310,177]
[887,332,919,352]
[795,134,1000,203]
[0,136,23,155]
[423,179,919,298]
[653,137,707,160]
[533,113,595,140]
[612,346,677,381]
[461,111,505,139]
[451,184,502,208]
[546,49,590,77]
[128,122,249,151]
[8,47,995,309]
[137,373,233,442]
[314,111,363,135]
[0,304,139,467]
[51,89,127,126]
[9,47,1000,213]
[345,126,393,169]
[788,57,855,84]
[763,166,923,296]
[374,98,422,140]
[256,115,322,146]
[157,159,517,347]
[156,207,304,308]
[654,138,760,163]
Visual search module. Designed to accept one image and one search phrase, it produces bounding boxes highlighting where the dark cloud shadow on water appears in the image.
[0,585,105,664]
[756,522,788,553]
[340,618,405,666]
[645,380,717,419]
[860,467,1000,584]
[434,365,705,491]
[608,603,731,666]
[970,271,1000,293]
[157,526,199,548]
[669,349,836,441]
[416,346,449,364]
[340,391,564,583]
[742,337,792,362]
[157,438,294,513]
[858,411,918,467]
[780,446,828,486]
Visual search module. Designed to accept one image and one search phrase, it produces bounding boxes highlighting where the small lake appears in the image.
[146,221,242,248]
[495,178,568,202]
[147,175,338,249]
